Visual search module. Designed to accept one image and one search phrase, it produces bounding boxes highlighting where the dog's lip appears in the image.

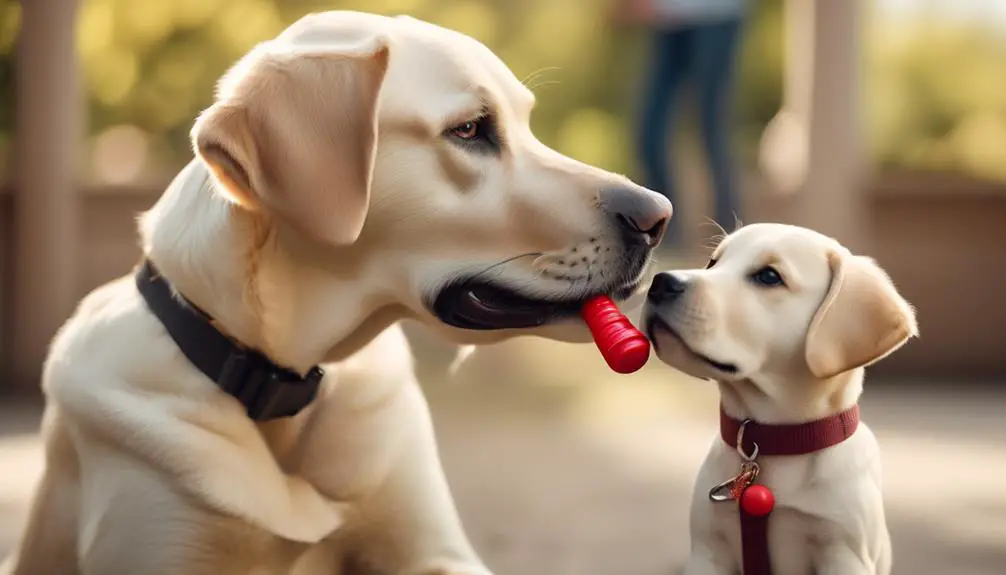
[432,278,640,331]
[646,315,739,374]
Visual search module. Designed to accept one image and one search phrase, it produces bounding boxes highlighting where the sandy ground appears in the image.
[2,330,1005,574]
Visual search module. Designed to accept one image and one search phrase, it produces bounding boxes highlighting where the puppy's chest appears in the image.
[702,471,849,574]
[698,436,886,573]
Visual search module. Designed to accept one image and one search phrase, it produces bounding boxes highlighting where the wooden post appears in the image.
[759,0,868,251]
[10,0,82,392]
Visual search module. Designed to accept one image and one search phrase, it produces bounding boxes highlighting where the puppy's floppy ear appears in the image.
[191,35,389,246]
[804,251,918,379]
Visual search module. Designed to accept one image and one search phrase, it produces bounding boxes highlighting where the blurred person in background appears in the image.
[612,0,748,248]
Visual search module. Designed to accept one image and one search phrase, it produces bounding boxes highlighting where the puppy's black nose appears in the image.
[647,272,687,305]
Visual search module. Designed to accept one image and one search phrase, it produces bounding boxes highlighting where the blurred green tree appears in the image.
[0,0,1005,183]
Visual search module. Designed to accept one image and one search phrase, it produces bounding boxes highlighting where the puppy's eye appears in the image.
[705,258,717,269]
[750,266,785,287]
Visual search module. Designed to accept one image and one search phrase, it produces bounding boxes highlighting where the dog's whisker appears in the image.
[527,79,562,93]
[471,252,542,282]
[531,253,570,270]
[531,255,550,271]
[698,218,728,243]
[731,213,744,232]
[521,66,561,91]
[520,66,550,86]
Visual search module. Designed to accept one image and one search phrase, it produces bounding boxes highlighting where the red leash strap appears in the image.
[739,495,772,575]
[737,483,775,574]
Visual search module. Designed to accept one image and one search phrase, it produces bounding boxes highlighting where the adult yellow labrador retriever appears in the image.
[3,11,670,575]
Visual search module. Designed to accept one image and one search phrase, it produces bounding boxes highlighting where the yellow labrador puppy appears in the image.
[643,223,916,575]
[3,11,670,575]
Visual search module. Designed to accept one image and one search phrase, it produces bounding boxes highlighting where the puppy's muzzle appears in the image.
[647,271,687,306]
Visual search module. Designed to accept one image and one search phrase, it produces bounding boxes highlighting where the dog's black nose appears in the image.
[647,272,687,305]
[615,213,667,247]
[601,187,672,247]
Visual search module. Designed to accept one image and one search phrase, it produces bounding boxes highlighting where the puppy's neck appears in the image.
[717,369,864,425]
[140,161,400,373]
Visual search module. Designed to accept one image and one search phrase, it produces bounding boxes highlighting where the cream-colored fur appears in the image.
[2,11,670,575]
[643,223,918,575]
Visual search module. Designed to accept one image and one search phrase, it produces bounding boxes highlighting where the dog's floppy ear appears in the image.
[191,36,389,246]
[804,251,918,379]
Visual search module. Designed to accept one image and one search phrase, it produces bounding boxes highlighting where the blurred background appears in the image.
[0,0,1004,573]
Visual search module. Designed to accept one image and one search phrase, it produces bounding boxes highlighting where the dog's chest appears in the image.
[698,458,820,573]
[693,430,887,573]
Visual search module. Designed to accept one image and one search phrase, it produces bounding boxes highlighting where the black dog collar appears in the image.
[135,259,323,420]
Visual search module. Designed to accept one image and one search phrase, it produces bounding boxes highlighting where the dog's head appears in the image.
[188,11,670,350]
[643,224,917,387]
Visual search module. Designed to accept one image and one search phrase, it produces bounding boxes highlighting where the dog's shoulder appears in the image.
[44,275,156,391]
[41,274,252,446]
[44,275,214,401]
[804,423,883,490]
[774,424,887,540]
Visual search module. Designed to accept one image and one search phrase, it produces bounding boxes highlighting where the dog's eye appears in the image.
[447,115,492,142]
[705,258,717,269]
[750,266,785,287]
[445,114,501,153]
[450,120,482,140]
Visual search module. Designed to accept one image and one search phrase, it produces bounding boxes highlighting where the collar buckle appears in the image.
[218,351,324,420]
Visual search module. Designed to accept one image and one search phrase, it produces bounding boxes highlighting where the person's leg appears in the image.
[691,18,744,230]
[636,27,691,245]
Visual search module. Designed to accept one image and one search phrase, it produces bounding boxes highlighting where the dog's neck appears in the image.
[717,368,865,425]
[139,160,403,373]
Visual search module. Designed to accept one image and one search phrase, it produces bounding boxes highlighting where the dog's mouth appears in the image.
[646,315,739,374]
[432,279,640,330]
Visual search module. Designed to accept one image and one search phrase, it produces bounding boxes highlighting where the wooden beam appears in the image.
[759,0,869,251]
[9,0,82,392]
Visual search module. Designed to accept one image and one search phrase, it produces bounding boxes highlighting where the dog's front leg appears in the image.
[683,473,738,575]
[2,408,81,575]
[295,350,492,575]
[351,377,491,575]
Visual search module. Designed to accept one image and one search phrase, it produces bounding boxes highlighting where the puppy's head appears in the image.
[643,224,917,385]
[189,11,671,349]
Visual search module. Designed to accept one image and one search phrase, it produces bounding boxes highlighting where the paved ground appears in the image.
[2,332,1005,574]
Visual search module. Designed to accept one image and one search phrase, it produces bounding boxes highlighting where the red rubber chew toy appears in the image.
[581,295,651,374]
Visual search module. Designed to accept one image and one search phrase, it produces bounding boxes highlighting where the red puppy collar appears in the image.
[720,404,861,457]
